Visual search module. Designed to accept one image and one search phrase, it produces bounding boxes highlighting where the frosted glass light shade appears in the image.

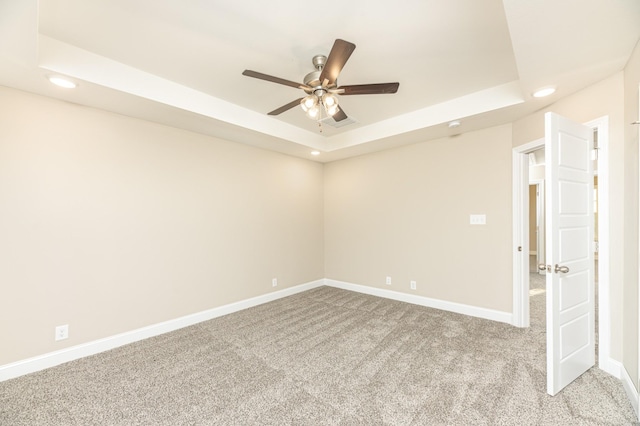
[300,95,317,112]
[307,105,320,118]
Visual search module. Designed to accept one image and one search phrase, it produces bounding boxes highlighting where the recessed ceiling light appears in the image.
[48,76,77,89]
[311,151,320,156]
[533,87,556,98]
[448,120,461,128]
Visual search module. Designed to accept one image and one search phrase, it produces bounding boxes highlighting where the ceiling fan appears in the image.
[242,39,399,123]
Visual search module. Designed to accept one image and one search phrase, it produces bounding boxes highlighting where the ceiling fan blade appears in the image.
[268,98,304,116]
[243,70,310,90]
[337,82,399,95]
[319,39,356,86]
[332,106,348,122]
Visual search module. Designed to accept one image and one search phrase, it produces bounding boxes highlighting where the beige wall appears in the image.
[623,39,640,392]
[2,57,637,378]
[324,125,513,312]
[0,87,324,365]
[512,73,626,362]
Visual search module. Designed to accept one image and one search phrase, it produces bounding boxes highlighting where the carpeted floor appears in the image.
[0,282,637,425]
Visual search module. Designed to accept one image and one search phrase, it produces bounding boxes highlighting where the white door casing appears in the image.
[545,112,595,396]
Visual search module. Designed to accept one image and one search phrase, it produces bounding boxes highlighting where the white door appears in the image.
[545,112,595,396]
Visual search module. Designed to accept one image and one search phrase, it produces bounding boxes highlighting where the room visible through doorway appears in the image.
[526,142,600,359]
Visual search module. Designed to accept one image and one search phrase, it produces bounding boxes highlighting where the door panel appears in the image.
[560,314,589,358]
[560,271,589,310]
[545,112,595,396]
[559,228,589,260]
[559,182,589,214]
[558,134,589,169]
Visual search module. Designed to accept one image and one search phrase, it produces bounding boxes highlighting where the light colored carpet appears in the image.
[0,285,637,425]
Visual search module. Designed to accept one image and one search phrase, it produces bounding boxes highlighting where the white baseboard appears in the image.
[619,362,639,418]
[0,279,324,383]
[0,278,513,382]
[324,279,513,324]
[599,355,621,379]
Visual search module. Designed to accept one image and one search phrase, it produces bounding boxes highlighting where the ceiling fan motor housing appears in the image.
[312,54,326,70]
[304,55,329,89]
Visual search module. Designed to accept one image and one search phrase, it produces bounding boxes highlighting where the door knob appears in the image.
[538,263,550,272]
[554,264,570,274]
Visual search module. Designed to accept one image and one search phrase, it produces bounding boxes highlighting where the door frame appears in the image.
[512,116,613,375]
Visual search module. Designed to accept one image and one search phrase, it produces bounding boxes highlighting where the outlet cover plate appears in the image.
[55,324,69,341]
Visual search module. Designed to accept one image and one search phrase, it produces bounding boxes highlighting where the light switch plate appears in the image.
[470,214,486,225]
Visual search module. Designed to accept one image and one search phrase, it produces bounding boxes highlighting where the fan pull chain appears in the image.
[318,120,323,133]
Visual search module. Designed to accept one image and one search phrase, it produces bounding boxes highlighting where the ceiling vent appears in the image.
[321,115,357,128]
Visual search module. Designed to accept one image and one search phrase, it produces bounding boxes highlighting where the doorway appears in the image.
[512,116,613,376]
[526,146,600,346]
[529,148,546,275]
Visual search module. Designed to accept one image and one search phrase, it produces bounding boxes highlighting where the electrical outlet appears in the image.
[410,280,416,290]
[272,278,277,287]
[386,276,392,285]
[55,324,69,341]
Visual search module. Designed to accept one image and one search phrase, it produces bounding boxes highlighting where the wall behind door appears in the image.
[324,124,513,313]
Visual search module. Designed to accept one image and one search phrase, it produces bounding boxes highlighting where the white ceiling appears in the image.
[1,0,639,162]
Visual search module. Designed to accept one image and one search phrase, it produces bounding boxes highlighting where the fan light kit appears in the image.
[242,39,399,126]
[299,54,341,119]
